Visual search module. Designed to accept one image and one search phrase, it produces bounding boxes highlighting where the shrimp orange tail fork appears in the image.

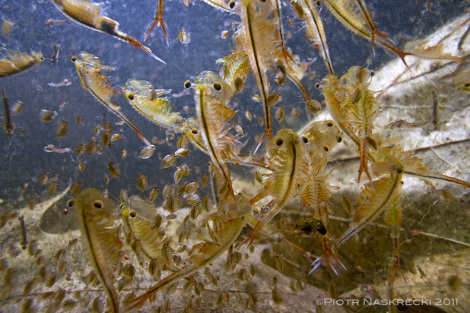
[145,0,169,46]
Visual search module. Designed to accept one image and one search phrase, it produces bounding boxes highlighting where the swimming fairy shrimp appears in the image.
[123,78,184,133]
[0,49,43,77]
[51,0,165,63]
[238,128,306,248]
[235,0,281,150]
[295,0,335,75]
[67,189,122,313]
[321,66,377,183]
[72,52,156,159]
[336,155,405,246]
[322,0,413,66]
[189,71,238,196]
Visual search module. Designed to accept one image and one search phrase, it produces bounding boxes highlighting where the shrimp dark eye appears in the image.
[213,82,222,91]
[129,211,136,218]
[40,56,45,61]
[464,82,470,88]
[127,93,135,100]
[315,221,327,235]
[298,224,313,234]
[326,121,334,127]
[337,136,343,143]
[191,128,198,134]
[370,70,375,76]
[315,0,320,6]
[323,146,329,152]
[315,83,320,88]
[301,137,308,143]
[71,56,77,62]
[229,0,236,8]
[397,167,403,174]
[94,200,103,209]
[276,138,283,146]
[184,80,191,89]
[66,200,74,207]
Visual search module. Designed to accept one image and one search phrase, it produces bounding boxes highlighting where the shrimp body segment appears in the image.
[51,0,165,63]
[240,128,306,248]
[0,49,43,77]
[69,188,122,313]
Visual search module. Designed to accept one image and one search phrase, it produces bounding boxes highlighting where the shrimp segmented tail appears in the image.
[51,0,165,63]
[353,0,394,55]
[145,0,169,46]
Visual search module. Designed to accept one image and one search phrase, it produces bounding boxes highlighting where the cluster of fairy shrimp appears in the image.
[1,0,470,312]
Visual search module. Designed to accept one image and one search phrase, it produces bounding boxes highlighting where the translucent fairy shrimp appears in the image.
[239,128,306,248]
[295,0,334,75]
[43,144,72,154]
[235,0,281,148]
[182,117,270,171]
[296,135,343,274]
[121,195,174,268]
[72,52,156,159]
[272,0,296,67]
[371,141,470,189]
[123,78,184,133]
[191,71,237,195]
[67,188,122,313]
[298,119,343,154]
[321,66,377,183]
[51,0,165,63]
[217,52,251,95]
[322,0,412,63]
[0,49,43,77]
[337,157,405,246]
